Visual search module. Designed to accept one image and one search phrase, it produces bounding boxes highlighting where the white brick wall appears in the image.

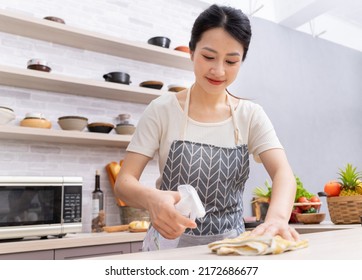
[0,0,206,232]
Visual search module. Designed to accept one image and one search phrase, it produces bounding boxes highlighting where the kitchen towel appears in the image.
[208,231,308,256]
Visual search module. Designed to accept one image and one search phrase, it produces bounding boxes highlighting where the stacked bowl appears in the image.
[58,116,88,131]
[0,106,15,125]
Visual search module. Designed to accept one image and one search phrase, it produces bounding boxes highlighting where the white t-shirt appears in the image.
[127,92,283,188]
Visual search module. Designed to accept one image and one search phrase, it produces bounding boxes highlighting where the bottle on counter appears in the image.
[91,170,105,232]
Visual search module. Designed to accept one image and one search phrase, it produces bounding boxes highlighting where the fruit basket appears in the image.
[293,201,322,211]
[323,163,362,224]
[326,195,362,224]
[290,201,322,223]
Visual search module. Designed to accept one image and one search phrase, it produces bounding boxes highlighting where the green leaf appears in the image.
[294,175,314,201]
[253,175,315,201]
[253,180,272,198]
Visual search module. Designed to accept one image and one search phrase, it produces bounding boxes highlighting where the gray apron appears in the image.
[143,88,250,251]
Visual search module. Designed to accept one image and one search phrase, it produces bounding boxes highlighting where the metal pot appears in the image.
[147,36,171,48]
[103,72,131,84]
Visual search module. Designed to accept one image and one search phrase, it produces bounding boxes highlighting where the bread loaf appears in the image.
[129,220,150,231]
[105,161,126,206]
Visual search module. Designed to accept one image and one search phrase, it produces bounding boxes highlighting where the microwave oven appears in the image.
[0,176,82,240]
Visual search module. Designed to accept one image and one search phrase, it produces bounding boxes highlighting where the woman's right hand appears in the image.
[146,189,197,239]
[115,152,196,239]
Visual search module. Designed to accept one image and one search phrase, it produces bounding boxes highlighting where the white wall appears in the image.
[231,18,362,219]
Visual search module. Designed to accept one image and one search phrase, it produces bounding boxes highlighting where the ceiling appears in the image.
[202,0,362,52]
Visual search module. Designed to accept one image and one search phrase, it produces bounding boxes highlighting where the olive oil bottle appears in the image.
[91,170,105,232]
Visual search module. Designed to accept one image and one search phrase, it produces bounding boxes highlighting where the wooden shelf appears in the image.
[0,125,132,148]
[0,65,164,104]
[0,9,186,148]
[0,9,192,71]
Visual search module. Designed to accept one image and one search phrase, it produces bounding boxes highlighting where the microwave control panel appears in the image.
[63,185,82,223]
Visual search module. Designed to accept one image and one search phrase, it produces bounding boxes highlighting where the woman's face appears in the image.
[191,27,244,95]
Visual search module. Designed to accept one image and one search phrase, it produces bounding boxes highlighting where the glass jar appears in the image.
[116,114,135,135]
[118,113,134,126]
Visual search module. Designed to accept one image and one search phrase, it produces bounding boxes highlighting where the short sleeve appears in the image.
[126,100,161,158]
[248,105,283,163]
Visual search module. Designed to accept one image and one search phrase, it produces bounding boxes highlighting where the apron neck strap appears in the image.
[182,87,241,145]
[226,92,241,145]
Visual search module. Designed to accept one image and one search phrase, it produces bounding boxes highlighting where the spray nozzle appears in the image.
[174,184,206,220]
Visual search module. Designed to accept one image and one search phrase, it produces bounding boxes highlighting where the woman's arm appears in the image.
[114,151,196,239]
[251,148,300,241]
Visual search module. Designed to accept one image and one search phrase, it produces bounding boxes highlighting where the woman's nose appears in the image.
[210,61,225,76]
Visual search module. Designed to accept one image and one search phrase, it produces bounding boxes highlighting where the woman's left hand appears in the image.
[250,219,300,241]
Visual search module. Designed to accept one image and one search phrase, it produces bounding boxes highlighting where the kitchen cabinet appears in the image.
[0,9,192,147]
[0,250,54,260]
[0,233,145,260]
[0,242,143,260]
[55,241,143,259]
[130,241,144,253]
[54,243,131,260]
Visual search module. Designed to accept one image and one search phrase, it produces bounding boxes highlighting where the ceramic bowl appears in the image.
[168,84,187,92]
[296,213,326,224]
[87,122,114,133]
[139,80,163,90]
[58,116,88,131]
[118,113,131,122]
[147,36,171,48]
[43,16,65,24]
[0,106,15,125]
[117,113,134,126]
[20,113,52,129]
[27,58,51,72]
[115,124,136,135]
[174,46,190,53]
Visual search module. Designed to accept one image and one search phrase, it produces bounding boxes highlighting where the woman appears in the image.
[115,4,299,251]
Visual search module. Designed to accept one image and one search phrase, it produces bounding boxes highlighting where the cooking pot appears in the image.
[103,72,131,84]
[147,36,171,48]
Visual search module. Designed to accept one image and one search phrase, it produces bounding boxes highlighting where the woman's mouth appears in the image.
[206,77,224,86]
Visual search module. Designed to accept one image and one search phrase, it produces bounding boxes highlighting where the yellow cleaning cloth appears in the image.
[208,231,308,256]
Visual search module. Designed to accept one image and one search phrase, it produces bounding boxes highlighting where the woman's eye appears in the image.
[203,55,214,60]
[226,60,238,65]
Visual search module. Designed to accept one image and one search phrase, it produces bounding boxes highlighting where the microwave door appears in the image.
[0,186,62,227]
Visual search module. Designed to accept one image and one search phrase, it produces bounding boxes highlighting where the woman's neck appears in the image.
[190,83,228,108]
[188,83,232,123]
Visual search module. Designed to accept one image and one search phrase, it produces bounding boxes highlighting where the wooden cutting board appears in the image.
[103,224,129,233]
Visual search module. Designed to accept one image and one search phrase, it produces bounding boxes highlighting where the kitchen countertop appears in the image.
[0,222,359,256]
[87,227,362,260]
[279,221,360,234]
[0,231,146,255]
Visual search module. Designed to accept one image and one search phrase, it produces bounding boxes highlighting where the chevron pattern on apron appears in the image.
[160,140,249,235]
